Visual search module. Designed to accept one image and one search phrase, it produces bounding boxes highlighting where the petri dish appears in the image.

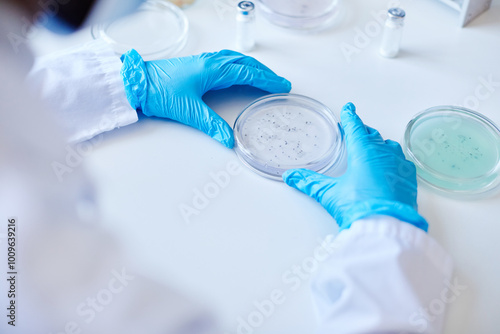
[166,0,197,8]
[91,0,188,60]
[403,106,500,198]
[257,0,341,31]
[234,94,346,181]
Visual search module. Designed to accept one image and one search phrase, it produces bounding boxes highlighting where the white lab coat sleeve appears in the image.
[27,39,138,143]
[312,216,454,334]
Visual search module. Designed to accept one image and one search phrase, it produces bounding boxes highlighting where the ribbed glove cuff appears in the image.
[339,200,429,232]
[120,49,148,113]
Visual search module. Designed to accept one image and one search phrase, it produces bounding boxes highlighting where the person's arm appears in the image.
[312,217,453,333]
[28,40,291,145]
[284,103,454,333]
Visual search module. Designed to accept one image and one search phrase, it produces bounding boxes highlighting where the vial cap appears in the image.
[388,8,405,19]
[238,1,255,15]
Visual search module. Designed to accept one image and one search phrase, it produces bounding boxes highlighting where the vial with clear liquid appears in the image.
[236,1,256,52]
[379,8,406,58]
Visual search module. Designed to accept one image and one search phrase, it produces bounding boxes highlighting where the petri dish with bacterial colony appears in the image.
[91,0,188,60]
[403,106,500,198]
[234,94,346,181]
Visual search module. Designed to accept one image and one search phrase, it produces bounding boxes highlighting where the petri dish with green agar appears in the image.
[403,106,500,198]
[234,94,346,181]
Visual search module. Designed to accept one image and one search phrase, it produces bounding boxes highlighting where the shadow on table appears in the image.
[203,85,271,127]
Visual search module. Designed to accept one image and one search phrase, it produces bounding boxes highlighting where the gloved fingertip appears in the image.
[212,130,234,149]
[342,102,356,115]
[282,168,303,183]
[340,102,368,140]
[267,77,292,94]
[283,169,336,205]
[282,168,317,186]
[201,106,235,148]
[222,135,235,149]
[384,139,402,149]
[282,169,295,183]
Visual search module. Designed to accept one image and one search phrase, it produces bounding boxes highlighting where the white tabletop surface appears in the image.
[30,0,500,333]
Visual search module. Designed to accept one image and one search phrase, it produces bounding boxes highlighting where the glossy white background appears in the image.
[30,0,500,333]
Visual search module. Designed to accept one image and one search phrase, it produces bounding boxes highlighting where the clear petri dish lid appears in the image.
[234,93,346,181]
[257,0,341,31]
[403,106,500,198]
[91,0,188,60]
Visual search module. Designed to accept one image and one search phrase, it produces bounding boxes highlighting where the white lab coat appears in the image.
[0,4,453,333]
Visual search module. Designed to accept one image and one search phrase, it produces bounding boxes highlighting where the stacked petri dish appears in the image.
[234,94,346,181]
[403,106,500,198]
[257,0,341,31]
[91,0,189,60]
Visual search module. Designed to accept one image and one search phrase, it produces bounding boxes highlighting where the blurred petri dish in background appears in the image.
[257,0,341,31]
[166,0,197,8]
[91,0,188,60]
[403,106,500,198]
[234,94,346,181]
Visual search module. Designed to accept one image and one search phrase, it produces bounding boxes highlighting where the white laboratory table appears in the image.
[30,0,500,333]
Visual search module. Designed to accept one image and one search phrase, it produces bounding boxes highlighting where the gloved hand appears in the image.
[283,102,428,232]
[120,49,291,148]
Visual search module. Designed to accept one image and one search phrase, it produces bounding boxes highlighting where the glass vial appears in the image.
[236,1,256,52]
[379,8,406,58]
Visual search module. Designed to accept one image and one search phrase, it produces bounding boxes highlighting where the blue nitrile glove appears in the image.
[120,49,292,148]
[283,102,428,232]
